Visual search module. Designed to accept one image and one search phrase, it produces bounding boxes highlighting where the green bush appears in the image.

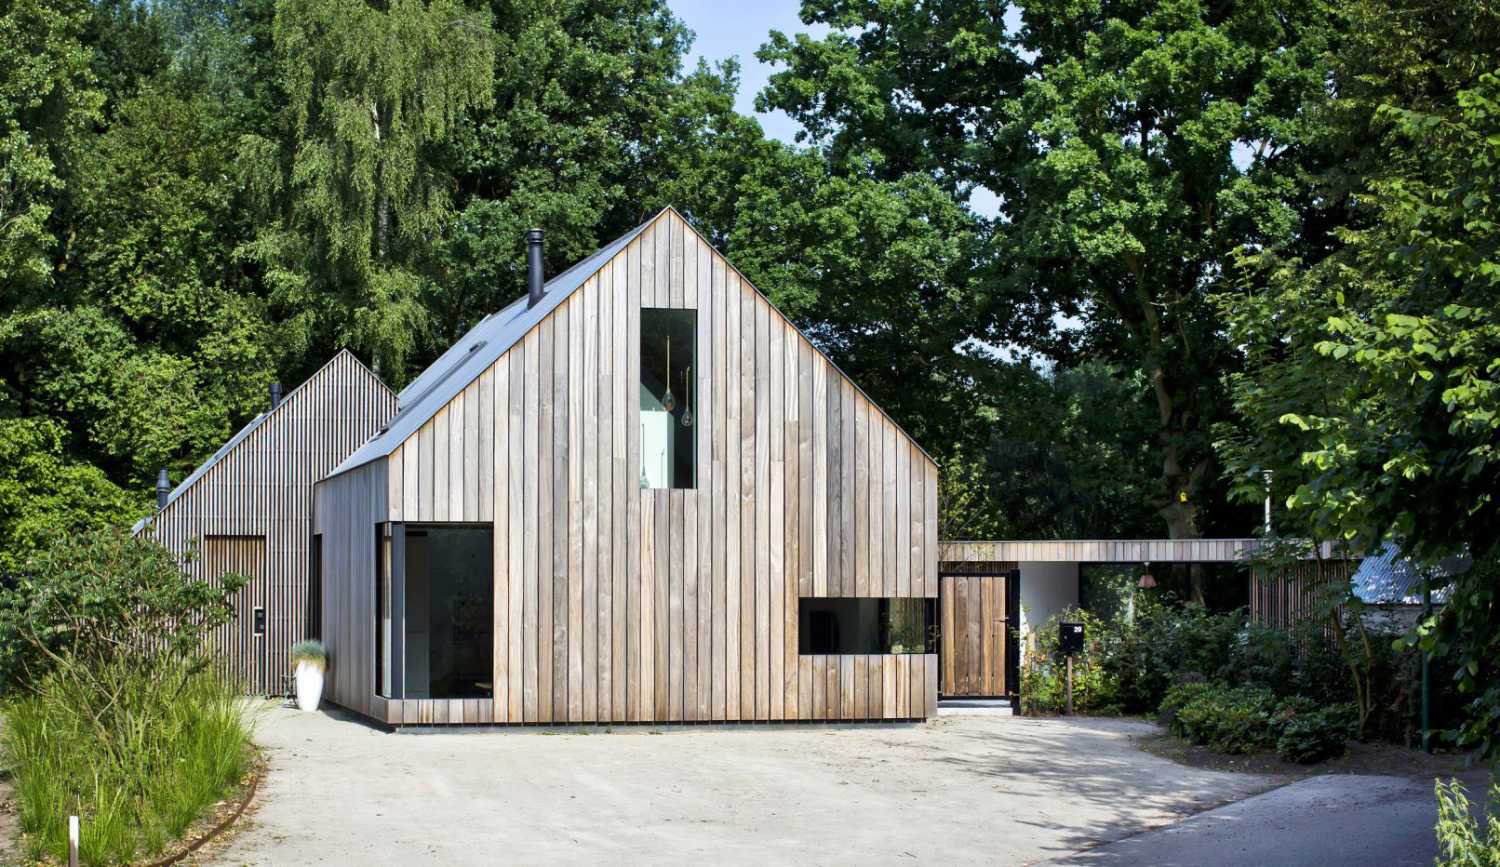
[1020,608,1121,715]
[1158,680,1214,734]
[1173,684,1281,754]
[1,650,252,864]
[1276,704,1355,763]
[0,528,246,691]
[1434,777,1500,866]
[1101,603,1246,714]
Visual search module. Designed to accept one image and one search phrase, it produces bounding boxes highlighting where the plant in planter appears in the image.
[290,640,327,712]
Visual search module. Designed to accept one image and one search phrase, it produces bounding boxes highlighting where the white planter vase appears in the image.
[295,662,324,712]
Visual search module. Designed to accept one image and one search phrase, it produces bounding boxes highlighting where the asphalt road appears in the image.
[1044,773,1475,866]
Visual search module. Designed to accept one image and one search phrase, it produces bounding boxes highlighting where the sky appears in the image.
[668,0,822,145]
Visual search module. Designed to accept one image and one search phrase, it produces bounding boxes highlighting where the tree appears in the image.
[0,418,138,573]
[434,0,691,346]
[1218,0,1500,758]
[0,0,103,295]
[759,0,1339,563]
[237,0,495,381]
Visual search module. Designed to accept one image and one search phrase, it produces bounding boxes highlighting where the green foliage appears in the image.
[1164,682,1352,758]
[1435,777,1500,866]
[0,527,246,691]
[1171,684,1282,754]
[0,650,251,864]
[1276,705,1356,764]
[237,0,495,378]
[760,0,1338,543]
[290,638,326,669]
[0,418,139,571]
[1103,602,1249,714]
[1216,1,1500,761]
[0,0,104,294]
[1020,608,1122,715]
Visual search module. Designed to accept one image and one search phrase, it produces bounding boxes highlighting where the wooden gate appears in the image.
[940,574,1010,697]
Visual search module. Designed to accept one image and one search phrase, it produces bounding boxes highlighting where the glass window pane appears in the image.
[403,525,494,699]
[640,308,696,488]
[798,597,936,654]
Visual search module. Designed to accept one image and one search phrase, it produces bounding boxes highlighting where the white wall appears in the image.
[1018,561,1080,647]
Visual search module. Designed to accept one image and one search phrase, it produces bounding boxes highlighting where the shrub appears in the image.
[1,650,252,864]
[0,528,247,691]
[1276,704,1355,763]
[1434,778,1500,866]
[1102,604,1247,714]
[1020,608,1121,715]
[1173,685,1281,754]
[1159,680,1214,735]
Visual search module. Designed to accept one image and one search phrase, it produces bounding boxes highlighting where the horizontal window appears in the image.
[798,597,936,655]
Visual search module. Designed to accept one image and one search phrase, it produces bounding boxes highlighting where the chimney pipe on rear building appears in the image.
[526,228,545,308]
[269,381,284,410]
[156,468,170,510]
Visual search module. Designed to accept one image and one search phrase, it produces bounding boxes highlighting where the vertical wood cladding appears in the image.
[325,209,939,724]
[144,351,397,694]
[940,575,1010,698]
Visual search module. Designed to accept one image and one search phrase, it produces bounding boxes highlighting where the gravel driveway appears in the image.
[212,705,1277,865]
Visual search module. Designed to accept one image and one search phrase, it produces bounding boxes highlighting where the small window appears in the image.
[640,308,696,488]
[798,598,937,654]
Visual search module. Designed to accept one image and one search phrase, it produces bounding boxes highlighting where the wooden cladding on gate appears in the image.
[940,575,1009,698]
[147,351,396,694]
[347,208,939,724]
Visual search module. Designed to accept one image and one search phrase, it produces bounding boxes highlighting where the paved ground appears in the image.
[211,705,1277,865]
[1045,773,1485,867]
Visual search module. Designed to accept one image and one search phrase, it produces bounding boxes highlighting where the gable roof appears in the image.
[328,206,936,479]
[134,349,392,533]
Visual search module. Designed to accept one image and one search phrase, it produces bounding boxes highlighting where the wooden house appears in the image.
[136,351,397,693]
[313,208,942,726]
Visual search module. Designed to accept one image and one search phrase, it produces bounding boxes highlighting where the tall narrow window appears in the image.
[640,308,696,488]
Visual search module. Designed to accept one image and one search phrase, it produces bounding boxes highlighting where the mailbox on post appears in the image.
[1059,621,1085,656]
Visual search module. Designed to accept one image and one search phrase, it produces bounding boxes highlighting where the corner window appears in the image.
[798,598,937,654]
[640,308,696,488]
[375,522,494,700]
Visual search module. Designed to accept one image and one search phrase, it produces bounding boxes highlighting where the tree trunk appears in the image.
[1152,361,1208,604]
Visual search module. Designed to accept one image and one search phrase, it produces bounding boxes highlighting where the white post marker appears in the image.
[68,815,80,867]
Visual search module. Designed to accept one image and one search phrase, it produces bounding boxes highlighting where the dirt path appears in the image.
[0,774,19,864]
[214,706,1280,865]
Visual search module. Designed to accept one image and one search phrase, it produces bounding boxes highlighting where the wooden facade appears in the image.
[315,209,941,725]
[140,351,397,693]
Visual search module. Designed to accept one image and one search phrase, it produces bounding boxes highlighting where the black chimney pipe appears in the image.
[269,381,284,409]
[156,468,170,510]
[526,228,545,308]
